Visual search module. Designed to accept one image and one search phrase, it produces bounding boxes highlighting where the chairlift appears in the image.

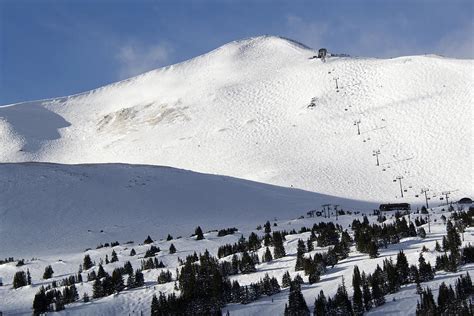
[382,168,386,171]
[393,179,397,182]
[415,195,419,198]
[440,197,444,200]
[404,189,408,192]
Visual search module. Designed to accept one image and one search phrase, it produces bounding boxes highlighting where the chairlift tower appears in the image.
[393,176,404,198]
[372,149,381,166]
[421,188,430,209]
[322,204,331,218]
[353,119,361,135]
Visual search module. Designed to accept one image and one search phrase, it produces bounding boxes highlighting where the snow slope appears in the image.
[1,203,472,315]
[0,162,376,257]
[1,36,472,203]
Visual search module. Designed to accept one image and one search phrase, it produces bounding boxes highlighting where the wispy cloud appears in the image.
[115,41,173,79]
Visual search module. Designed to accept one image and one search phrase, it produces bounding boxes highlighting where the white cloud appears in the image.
[116,41,173,79]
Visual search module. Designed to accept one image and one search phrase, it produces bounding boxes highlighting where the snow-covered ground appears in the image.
[0,162,376,257]
[0,36,472,202]
[1,205,472,315]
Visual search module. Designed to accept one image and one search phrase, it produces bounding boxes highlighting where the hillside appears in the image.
[0,162,375,257]
[0,36,471,203]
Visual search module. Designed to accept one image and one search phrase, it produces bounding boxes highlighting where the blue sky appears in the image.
[1,0,472,104]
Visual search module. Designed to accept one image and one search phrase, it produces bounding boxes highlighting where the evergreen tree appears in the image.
[282,271,291,288]
[396,250,409,284]
[134,269,144,287]
[248,232,261,251]
[370,272,385,307]
[273,231,286,259]
[42,265,54,279]
[352,266,364,315]
[111,250,118,263]
[92,279,104,298]
[97,264,107,279]
[418,253,434,282]
[169,243,177,254]
[285,281,310,316]
[306,238,314,252]
[240,251,256,274]
[111,269,124,292]
[167,234,173,241]
[314,290,327,316]
[368,240,379,258]
[295,239,306,271]
[435,241,442,252]
[361,273,372,311]
[123,261,133,275]
[83,292,90,303]
[262,247,273,262]
[13,271,27,289]
[333,280,353,315]
[264,221,272,234]
[27,269,32,285]
[32,286,48,315]
[83,254,93,270]
[144,235,154,244]
[195,226,204,240]
[129,248,136,256]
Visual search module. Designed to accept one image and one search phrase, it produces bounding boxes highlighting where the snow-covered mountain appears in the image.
[1,36,472,203]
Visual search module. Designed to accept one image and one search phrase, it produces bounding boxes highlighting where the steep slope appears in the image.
[0,36,472,202]
[0,162,375,257]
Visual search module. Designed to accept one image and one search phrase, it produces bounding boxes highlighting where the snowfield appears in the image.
[0,36,472,202]
[0,162,375,257]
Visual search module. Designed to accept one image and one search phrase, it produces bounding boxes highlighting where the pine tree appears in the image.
[83,254,93,270]
[240,251,256,274]
[151,294,159,315]
[169,243,177,254]
[435,241,442,252]
[195,226,204,240]
[166,234,173,241]
[144,235,154,244]
[27,269,32,285]
[32,286,48,315]
[282,271,292,288]
[262,247,273,262]
[83,292,90,303]
[396,250,409,285]
[264,221,272,234]
[285,280,310,316]
[134,269,144,287]
[371,272,385,307]
[352,266,364,315]
[368,240,379,258]
[295,239,306,271]
[129,248,136,256]
[92,279,104,298]
[273,231,286,259]
[306,238,314,252]
[13,271,27,289]
[111,269,124,292]
[97,264,107,279]
[42,265,54,279]
[362,273,372,311]
[418,253,434,282]
[333,279,353,315]
[111,250,118,263]
[314,290,327,315]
